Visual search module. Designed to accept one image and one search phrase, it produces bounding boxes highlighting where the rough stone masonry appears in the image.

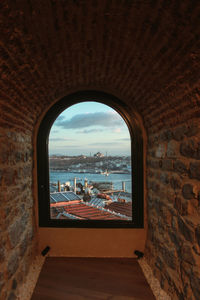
[0,0,200,299]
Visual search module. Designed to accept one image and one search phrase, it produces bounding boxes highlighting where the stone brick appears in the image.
[155,144,166,158]
[192,245,200,256]
[0,271,4,293]
[173,125,187,141]
[162,159,173,171]
[9,220,22,248]
[22,165,32,178]
[0,281,4,294]
[147,170,154,177]
[171,216,178,230]
[170,175,181,190]
[152,181,160,193]
[155,256,163,270]
[0,2,200,300]
[161,246,177,270]
[180,139,200,159]
[160,130,173,142]
[3,168,16,186]
[9,212,29,248]
[14,151,22,163]
[182,184,195,200]
[181,200,189,216]
[164,266,182,295]
[27,226,34,241]
[0,143,9,164]
[198,192,200,206]
[186,124,199,137]
[12,279,17,290]
[174,160,187,174]
[0,247,5,263]
[21,212,29,229]
[189,162,200,180]
[167,140,180,158]
[168,229,182,251]
[148,158,161,169]
[147,179,153,190]
[178,217,195,243]
[7,292,16,300]
[19,235,28,257]
[160,172,169,184]
[191,270,200,300]
[174,196,182,212]
[181,242,195,265]
[7,251,19,279]
[195,225,200,247]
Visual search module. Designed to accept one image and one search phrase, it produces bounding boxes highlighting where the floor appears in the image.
[31,257,156,300]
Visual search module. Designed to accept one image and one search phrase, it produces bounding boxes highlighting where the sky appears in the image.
[49,101,131,156]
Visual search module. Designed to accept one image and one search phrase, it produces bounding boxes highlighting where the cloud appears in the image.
[113,128,121,133]
[52,145,79,148]
[51,130,59,133]
[89,142,121,146]
[55,115,65,122]
[118,138,130,141]
[55,111,124,129]
[76,129,105,134]
[49,138,74,142]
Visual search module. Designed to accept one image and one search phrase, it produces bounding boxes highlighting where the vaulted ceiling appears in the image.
[0,0,200,133]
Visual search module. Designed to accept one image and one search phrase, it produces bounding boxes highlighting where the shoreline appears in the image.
[50,169,130,175]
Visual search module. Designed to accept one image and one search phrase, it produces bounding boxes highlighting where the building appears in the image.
[94,152,105,158]
[0,1,200,299]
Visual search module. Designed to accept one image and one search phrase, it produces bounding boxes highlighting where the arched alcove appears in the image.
[36,91,147,256]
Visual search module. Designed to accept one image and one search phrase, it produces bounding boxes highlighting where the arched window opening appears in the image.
[49,102,132,221]
[37,91,143,228]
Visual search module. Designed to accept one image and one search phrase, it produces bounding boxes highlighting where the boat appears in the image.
[101,169,110,176]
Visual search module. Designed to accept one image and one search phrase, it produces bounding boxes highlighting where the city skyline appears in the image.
[49,101,131,156]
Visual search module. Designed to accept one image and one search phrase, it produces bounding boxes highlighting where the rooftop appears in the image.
[50,200,131,221]
[104,202,132,218]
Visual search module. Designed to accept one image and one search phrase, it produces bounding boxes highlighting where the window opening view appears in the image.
[49,102,132,221]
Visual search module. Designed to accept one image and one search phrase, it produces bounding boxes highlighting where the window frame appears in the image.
[37,91,144,228]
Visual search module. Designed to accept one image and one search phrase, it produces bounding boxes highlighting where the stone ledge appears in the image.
[138,257,171,300]
[17,255,45,300]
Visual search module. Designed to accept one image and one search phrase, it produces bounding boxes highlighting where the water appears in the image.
[50,171,131,193]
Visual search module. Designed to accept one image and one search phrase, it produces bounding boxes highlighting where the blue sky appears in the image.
[49,102,131,156]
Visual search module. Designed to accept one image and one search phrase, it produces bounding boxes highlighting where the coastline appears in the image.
[49,169,130,175]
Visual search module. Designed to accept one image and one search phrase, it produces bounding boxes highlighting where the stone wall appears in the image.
[145,120,200,300]
[0,1,200,299]
[0,129,36,300]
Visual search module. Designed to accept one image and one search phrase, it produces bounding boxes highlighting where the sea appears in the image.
[50,171,132,193]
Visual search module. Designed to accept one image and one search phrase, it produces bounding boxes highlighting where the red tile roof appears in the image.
[50,199,131,220]
[50,200,82,207]
[104,202,132,218]
[64,203,124,220]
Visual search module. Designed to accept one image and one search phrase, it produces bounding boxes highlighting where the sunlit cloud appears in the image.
[113,128,121,133]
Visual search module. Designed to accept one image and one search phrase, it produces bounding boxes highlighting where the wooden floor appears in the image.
[31,258,155,300]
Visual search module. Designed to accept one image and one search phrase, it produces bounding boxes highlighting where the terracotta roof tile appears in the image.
[64,203,124,220]
[50,199,131,220]
[104,202,132,218]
